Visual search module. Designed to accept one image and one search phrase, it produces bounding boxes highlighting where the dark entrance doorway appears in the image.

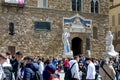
[72,37,83,56]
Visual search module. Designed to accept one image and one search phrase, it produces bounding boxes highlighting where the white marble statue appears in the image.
[106,31,114,51]
[106,31,118,56]
[62,28,71,54]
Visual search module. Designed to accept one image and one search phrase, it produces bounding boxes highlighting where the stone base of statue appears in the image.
[86,50,91,58]
[107,50,118,57]
[63,50,73,58]
[103,51,118,59]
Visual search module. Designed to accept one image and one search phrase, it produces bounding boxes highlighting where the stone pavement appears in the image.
[58,70,65,80]
[59,72,65,80]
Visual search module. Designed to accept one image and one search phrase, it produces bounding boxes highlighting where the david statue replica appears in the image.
[62,28,71,55]
[106,31,118,57]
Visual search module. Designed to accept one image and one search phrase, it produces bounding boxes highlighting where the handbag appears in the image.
[101,66,114,80]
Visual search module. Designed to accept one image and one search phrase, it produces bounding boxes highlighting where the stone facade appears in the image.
[109,0,120,52]
[0,0,109,57]
[26,0,109,15]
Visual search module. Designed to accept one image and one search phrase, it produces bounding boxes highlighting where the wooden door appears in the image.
[8,46,15,55]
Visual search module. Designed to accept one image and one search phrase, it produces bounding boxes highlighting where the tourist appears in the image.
[79,62,86,80]
[43,58,56,80]
[37,57,44,75]
[52,57,58,68]
[0,62,6,80]
[69,56,80,80]
[23,56,40,80]
[99,58,116,80]
[6,51,12,64]
[92,58,100,80]
[109,57,119,80]
[86,57,96,80]
[63,58,69,73]
[0,54,14,80]
[10,51,23,80]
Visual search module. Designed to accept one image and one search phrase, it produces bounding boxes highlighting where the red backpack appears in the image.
[47,70,60,80]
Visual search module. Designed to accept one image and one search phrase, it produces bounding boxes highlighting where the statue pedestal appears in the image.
[63,51,73,58]
[107,51,118,57]
[103,51,118,59]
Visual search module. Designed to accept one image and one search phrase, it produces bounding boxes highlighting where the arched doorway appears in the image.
[72,37,83,56]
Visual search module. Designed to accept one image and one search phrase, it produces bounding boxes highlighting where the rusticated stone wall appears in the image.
[0,5,108,58]
[26,0,109,15]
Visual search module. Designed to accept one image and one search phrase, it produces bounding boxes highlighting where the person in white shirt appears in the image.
[37,57,44,74]
[69,56,80,80]
[86,57,96,80]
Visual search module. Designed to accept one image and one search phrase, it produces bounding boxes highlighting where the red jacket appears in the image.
[63,60,69,67]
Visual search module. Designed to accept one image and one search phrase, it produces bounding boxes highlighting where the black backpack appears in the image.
[64,62,76,80]
[34,70,43,80]
[3,67,13,80]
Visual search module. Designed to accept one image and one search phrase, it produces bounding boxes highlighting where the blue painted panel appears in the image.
[63,16,91,26]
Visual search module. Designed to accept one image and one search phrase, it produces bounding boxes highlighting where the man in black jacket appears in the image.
[10,51,23,80]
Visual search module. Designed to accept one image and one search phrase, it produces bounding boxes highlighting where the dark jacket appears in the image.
[11,59,24,80]
[43,64,56,80]
[23,62,39,80]
[10,59,18,77]
[79,66,87,80]
[3,67,13,80]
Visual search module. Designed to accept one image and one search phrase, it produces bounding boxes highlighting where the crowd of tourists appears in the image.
[0,51,120,80]
[63,55,120,80]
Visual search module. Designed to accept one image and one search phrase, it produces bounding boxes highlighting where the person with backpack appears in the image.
[63,58,70,73]
[23,56,42,80]
[0,54,14,80]
[65,56,80,80]
[0,63,6,80]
